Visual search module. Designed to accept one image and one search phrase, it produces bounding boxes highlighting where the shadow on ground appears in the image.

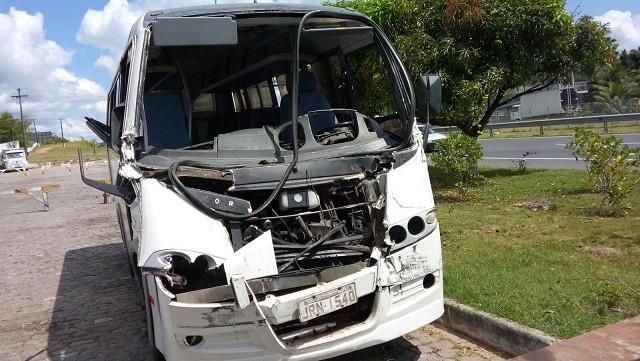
[45,243,151,361]
[331,337,421,361]
[42,243,421,361]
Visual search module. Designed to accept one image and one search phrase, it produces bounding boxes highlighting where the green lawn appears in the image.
[28,142,108,164]
[435,168,640,339]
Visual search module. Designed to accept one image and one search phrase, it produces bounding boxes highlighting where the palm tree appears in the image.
[588,61,640,114]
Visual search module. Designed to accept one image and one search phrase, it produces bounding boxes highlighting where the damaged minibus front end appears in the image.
[81,4,443,360]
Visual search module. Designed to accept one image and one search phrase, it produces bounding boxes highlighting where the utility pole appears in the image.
[11,88,28,154]
[60,118,65,148]
[33,119,38,144]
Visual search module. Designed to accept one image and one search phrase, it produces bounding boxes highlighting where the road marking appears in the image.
[483,157,577,160]
[556,142,640,146]
[479,136,574,140]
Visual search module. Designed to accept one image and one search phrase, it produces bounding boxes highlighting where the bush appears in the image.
[511,151,536,172]
[566,128,640,215]
[76,138,105,154]
[42,136,67,145]
[430,132,484,200]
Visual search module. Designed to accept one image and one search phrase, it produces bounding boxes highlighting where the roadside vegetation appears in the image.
[567,129,640,216]
[432,166,640,339]
[430,132,484,200]
[476,121,640,139]
[334,0,613,136]
[27,140,107,164]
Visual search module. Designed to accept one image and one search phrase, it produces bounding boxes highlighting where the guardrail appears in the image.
[433,113,640,137]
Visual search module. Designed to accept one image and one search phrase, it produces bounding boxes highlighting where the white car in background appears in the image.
[417,124,447,152]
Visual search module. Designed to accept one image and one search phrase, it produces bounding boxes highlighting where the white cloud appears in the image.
[596,10,640,52]
[0,8,72,85]
[0,7,106,141]
[76,0,216,74]
[76,0,326,74]
[94,55,119,74]
[81,100,107,113]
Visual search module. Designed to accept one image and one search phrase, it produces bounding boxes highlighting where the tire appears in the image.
[153,348,166,361]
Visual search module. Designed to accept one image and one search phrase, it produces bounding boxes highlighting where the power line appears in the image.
[60,118,66,148]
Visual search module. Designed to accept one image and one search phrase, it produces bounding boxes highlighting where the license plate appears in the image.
[298,283,357,322]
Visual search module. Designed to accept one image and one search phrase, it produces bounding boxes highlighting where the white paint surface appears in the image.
[138,178,234,269]
[224,230,278,282]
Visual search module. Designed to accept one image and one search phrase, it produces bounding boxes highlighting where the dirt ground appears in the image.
[0,163,503,361]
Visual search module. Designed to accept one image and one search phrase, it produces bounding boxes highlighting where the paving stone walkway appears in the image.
[0,165,503,361]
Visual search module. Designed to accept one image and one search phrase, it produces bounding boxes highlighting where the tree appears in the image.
[589,60,640,114]
[0,111,25,143]
[43,135,68,145]
[619,48,640,71]
[77,137,102,154]
[334,0,613,136]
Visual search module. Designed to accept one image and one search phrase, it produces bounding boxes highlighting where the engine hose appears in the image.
[278,222,345,272]
[272,235,364,249]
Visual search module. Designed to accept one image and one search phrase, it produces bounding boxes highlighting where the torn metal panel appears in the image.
[384,146,435,225]
[230,276,251,309]
[122,31,147,140]
[175,263,366,304]
[224,230,278,283]
[138,178,234,269]
[176,272,320,304]
[119,163,143,180]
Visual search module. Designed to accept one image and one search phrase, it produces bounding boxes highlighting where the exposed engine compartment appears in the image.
[159,175,384,297]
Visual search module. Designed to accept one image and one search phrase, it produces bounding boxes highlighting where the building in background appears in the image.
[30,131,53,144]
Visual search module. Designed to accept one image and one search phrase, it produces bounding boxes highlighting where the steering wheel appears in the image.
[320,121,353,134]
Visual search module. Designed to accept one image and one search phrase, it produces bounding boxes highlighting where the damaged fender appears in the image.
[138,178,235,270]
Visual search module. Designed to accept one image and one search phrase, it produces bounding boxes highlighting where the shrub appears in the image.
[42,136,67,145]
[430,132,484,200]
[512,151,536,172]
[76,138,105,154]
[566,128,640,215]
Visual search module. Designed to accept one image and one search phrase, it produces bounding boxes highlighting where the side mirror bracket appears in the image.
[78,149,133,201]
[416,75,441,119]
[416,75,441,152]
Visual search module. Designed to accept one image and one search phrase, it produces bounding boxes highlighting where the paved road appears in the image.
[0,164,503,361]
[478,134,640,169]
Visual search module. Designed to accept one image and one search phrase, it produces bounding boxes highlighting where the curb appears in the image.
[434,298,558,357]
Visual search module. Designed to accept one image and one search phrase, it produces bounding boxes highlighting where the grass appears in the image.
[27,142,108,164]
[433,167,640,339]
[475,121,640,139]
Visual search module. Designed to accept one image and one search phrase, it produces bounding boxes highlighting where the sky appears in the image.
[0,1,639,141]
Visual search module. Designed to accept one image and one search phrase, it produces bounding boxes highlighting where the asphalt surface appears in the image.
[0,163,503,361]
[478,133,640,169]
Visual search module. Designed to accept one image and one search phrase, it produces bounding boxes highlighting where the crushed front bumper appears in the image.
[149,229,444,361]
